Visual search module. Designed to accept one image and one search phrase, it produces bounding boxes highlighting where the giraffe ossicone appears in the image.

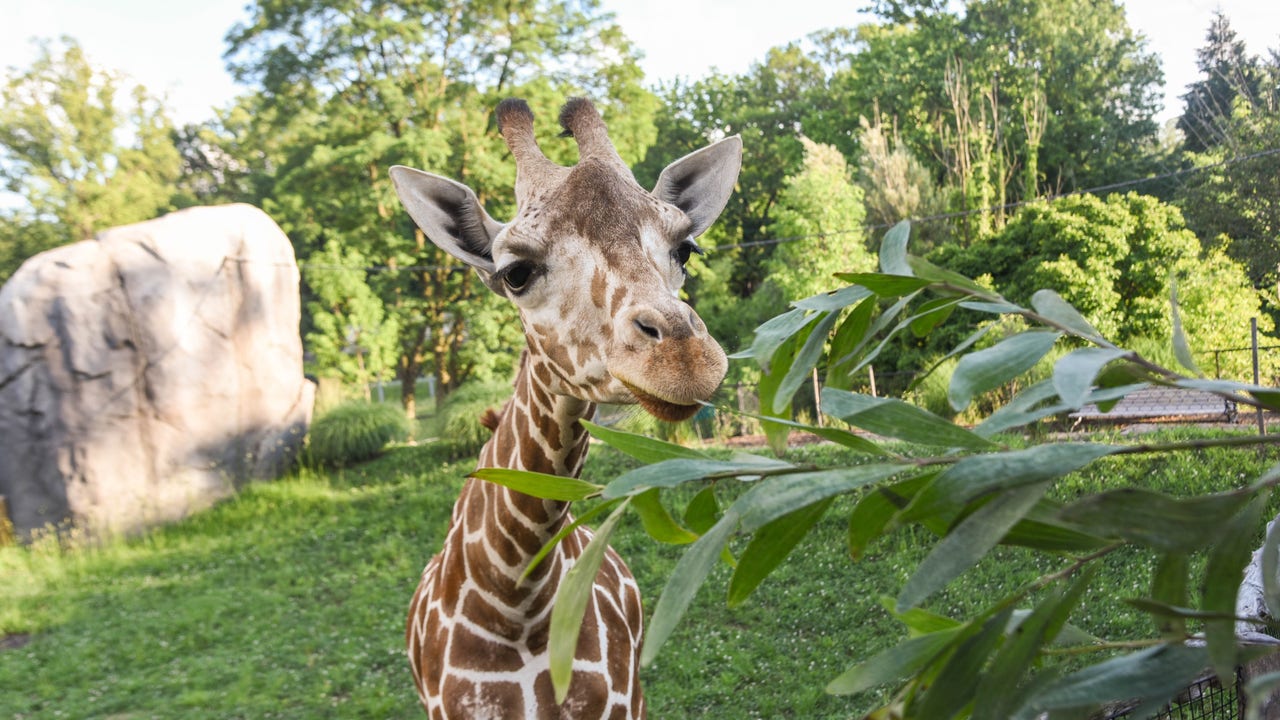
[390,97,741,719]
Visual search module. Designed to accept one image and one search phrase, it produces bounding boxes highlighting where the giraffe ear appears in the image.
[390,165,505,277]
[651,135,743,238]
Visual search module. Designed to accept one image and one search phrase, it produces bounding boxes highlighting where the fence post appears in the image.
[0,496,12,546]
[1254,318,1266,435]
[812,368,823,428]
[868,365,878,398]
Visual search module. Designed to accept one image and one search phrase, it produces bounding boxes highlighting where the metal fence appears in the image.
[1095,671,1240,720]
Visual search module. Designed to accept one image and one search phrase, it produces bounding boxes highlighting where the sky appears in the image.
[0,0,1277,128]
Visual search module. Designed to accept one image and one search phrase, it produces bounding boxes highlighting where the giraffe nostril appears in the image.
[634,318,661,341]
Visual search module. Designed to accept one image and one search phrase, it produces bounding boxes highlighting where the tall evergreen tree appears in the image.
[1177,11,1264,153]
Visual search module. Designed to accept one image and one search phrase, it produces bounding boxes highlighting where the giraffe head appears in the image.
[391,98,740,422]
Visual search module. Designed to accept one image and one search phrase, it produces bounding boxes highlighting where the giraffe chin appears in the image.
[622,382,702,422]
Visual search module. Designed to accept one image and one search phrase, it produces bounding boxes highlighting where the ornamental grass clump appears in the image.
[304,400,410,467]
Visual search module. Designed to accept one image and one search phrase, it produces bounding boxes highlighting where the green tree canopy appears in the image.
[0,38,181,256]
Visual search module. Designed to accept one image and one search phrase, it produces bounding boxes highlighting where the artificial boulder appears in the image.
[0,204,315,538]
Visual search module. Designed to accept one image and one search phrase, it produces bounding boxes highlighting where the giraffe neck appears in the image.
[451,354,594,602]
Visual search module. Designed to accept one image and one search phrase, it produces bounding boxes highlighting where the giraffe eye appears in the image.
[672,238,703,268]
[500,262,537,295]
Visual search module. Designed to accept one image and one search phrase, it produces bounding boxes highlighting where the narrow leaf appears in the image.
[904,443,1119,522]
[774,310,839,413]
[1150,553,1189,638]
[582,420,710,464]
[849,473,935,559]
[880,596,964,636]
[728,497,833,607]
[825,295,878,390]
[879,220,913,276]
[822,388,994,450]
[907,254,1002,300]
[631,489,697,544]
[521,499,623,581]
[834,273,931,296]
[601,456,792,500]
[1052,348,1130,408]
[909,296,961,337]
[826,627,962,696]
[549,500,630,702]
[898,482,1051,611]
[794,284,874,312]
[949,331,1061,411]
[642,511,740,666]
[1170,277,1202,376]
[471,467,602,501]
[1017,644,1208,715]
[914,609,1012,720]
[742,306,810,369]
[732,465,904,532]
[1031,289,1106,343]
[1204,492,1267,682]
[1058,488,1251,553]
[683,486,719,534]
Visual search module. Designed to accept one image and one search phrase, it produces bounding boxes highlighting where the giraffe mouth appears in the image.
[620,381,702,422]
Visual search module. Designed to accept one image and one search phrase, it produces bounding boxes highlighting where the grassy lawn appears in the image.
[1,429,1275,719]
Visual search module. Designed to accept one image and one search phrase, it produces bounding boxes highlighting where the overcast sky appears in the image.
[1,0,1276,128]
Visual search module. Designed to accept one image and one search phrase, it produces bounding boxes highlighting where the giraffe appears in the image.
[389,97,741,719]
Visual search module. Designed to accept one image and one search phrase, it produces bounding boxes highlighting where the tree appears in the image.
[763,137,874,303]
[1175,25,1280,324]
[1177,11,1265,154]
[933,193,1269,364]
[0,38,181,249]
[220,0,656,416]
[304,240,400,397]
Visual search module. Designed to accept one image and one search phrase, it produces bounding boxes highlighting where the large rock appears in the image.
[0,204,315,538]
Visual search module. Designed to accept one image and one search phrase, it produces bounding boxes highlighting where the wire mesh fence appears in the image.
[1093,671,1240,720]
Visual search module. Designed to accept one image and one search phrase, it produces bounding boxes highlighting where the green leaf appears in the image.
[728,497,833,607]
[1263,518,1280,620]
[1169,277,1202,376]
[641,511,740,666]
[849,473,935,560]
[904,443,1120,522]
[1016,644,1208,717]
[521,499,623,581]
[740,306,809,368]
[825,295,878,390]
[470,467,603,501]
[826,627,963,696]
[1030,289,1106,343]
[914,609,1011,720]
[794,284,874,312]
[581,420,710,464]
[683,485,719,534]
[833,273,931,296]
[949,330,1061,411]
[898,482,1051,611]
[831,293,920,371]
[601,455,792,500]
[879,220,912,276]
[1002,514,1111,553]
[549,499,630,702]
[773,310,839,413]
[1052,348,1130,408]
[726,407,888,455]
[731,465,905,532]
[1204,492,1267,682]
[631,489,697,544]
[909,296,961,338]
[974,570,1095,720]
[1150,553,1189,638]
[880,596,963,636]
[1058,488,1252,553]
[822,388,994,450]
[1124,597,1244,622]
[906,254,1001,300]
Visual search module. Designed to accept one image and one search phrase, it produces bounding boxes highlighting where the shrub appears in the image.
[304,400,410,467]
[438,379,512,456]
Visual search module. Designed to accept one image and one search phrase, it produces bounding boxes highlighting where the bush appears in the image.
[303,401,411,467]
[438,379,512,456]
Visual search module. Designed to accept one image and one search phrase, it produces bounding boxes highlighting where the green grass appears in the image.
[1,429,1275,718]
